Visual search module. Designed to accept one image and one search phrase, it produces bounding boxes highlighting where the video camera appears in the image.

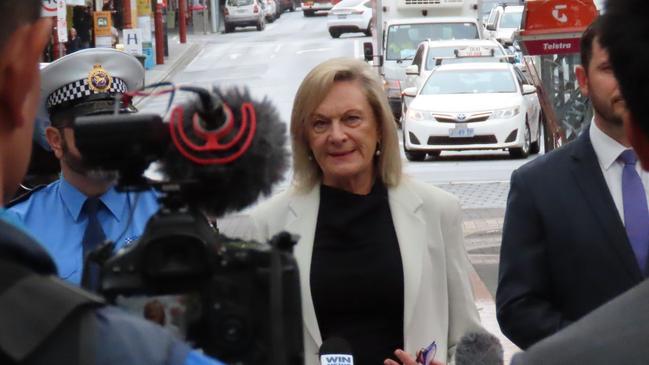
[74,84,304,365]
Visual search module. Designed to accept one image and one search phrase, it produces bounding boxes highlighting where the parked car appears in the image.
[263,0,278,22]
[327,0,372,38]
[302,0,337,16]
[224,0,266,32]
[401,62,542,160]
[278,0,296,12]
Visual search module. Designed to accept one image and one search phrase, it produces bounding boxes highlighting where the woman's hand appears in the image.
[383,349,444,365]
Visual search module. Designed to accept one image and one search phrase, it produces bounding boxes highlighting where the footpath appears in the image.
[136,35,519,362]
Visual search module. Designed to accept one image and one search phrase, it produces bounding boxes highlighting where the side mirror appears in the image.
[486,23,496,31]
[363,42,373,62]
[405,64,419,76]
[522,84,536,95]
[402,87,417,98]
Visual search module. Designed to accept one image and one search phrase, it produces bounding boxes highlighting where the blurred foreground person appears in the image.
[250,57,481,365]
[8,49,159,288]
[511,0,649,363]
[0,1,223,364]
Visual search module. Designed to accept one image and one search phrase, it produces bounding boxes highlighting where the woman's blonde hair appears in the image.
[291,57,402,191]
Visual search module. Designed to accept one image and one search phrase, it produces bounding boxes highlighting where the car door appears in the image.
[515,67,540,137]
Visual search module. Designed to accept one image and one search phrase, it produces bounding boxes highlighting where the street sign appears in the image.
[57,0,68,43]
[123,29,144,55]
[94,11,113,48]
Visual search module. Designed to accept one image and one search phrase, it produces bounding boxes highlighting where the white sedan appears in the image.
[402,62,542,160]
[327,0,372,38]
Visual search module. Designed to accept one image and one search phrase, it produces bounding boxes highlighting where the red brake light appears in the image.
[254,4,259,12]
[224,7,229,15]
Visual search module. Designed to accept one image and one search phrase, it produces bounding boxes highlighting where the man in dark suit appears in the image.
[496,15,649,349]
[510,0,649,363]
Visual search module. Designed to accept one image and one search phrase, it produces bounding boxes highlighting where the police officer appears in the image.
[0,2,223,364]
[8,48,159,287]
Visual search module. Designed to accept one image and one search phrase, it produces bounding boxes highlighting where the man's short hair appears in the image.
[580,16,604,70]
[601,0,649,135]
[0,0,41,50]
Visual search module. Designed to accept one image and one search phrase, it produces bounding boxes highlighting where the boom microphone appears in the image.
[75,86,289,217]
[455,331,504,365]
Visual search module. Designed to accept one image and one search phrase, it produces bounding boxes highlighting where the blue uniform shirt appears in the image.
[8,176,159,285]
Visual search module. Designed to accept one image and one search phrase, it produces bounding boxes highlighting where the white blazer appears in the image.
[250,177,482,365]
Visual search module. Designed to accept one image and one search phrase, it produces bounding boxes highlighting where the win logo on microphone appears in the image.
[320,354,353,365]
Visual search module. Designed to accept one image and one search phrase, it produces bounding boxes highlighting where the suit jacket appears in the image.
[510,278,649,365]
[496,131,643,349]
[250,177,482,365]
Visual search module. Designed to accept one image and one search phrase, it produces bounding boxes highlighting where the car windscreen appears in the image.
[227,0,254,6]
[386,23,480,61]
[499,11,523,28]
[425,46,505,70]
[334,0,364,7]
[421,69,516,95]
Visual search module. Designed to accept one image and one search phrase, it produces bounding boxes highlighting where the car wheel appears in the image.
[304,9,313,16]
[290,3,295,11]
[510,120,531,159]
[257,19,265,31]
[329,29,340,38]
[224,23,233,33]
[529,111,542,154]
[428,150,441,158]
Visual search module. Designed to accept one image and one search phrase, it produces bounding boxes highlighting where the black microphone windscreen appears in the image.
[319,337,354,365]
[455,331,504,365]
[162,86,289,217]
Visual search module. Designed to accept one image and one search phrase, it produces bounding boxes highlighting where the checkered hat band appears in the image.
[47,77,128,109]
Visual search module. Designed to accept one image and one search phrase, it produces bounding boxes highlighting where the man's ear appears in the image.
[0,19,52,128]
[45,126,64,159]
[575,65,589,97]
[624,112,649,171]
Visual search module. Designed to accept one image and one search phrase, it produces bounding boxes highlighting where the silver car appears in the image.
[224,0,266,33]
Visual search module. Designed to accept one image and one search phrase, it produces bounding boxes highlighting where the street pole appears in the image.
[179,0,188,43]
[123,0,133,29]
[210,0,218,33]
[155,3,165,64]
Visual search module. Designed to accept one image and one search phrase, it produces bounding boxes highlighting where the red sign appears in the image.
[521,0,598,36]
[522,37,580,56]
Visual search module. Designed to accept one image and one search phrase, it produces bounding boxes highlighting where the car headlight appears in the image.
[406,108,425,121]
[490,106,520,119]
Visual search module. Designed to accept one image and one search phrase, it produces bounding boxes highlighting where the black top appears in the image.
[311,181,404,365]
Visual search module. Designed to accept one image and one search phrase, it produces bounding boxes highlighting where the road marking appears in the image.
[296,47,333,55]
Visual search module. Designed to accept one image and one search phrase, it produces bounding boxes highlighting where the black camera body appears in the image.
[96,198,304,364]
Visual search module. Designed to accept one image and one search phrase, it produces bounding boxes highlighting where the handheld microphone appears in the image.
[319,337,354,365]
[454,331,504,365]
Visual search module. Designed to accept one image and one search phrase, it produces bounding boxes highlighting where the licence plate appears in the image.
[237,9,246,13]
[448,127,475,138]
[337,14,347,18]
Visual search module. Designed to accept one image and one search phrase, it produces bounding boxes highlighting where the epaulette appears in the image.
[7,185,47,208]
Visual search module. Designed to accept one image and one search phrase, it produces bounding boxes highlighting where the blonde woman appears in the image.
[251,58,481,365]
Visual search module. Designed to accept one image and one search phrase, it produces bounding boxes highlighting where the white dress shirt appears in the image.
[590,119,649,225]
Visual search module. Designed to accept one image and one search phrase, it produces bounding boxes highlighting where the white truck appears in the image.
[363,0,480,123]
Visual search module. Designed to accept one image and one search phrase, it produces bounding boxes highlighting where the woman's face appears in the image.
[306,80,380,192]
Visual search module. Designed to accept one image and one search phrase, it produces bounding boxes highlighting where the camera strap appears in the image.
[0,258,105,364]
